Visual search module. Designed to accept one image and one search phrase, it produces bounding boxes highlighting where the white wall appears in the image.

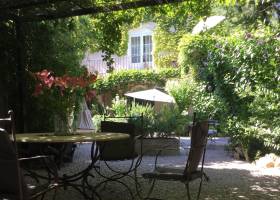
[82,22,156,75]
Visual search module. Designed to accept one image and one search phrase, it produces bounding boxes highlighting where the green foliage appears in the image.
[179,29,280,158]
[109,96,191,138]
[129,102,156,137]
[166,75,196,112]
[90,99,104,115]
[111,95,128,117]
[151,0,225,70]
[81,0,215,71]
[109,96,155,137]
[153,28,185,68]
[0,21,18,114]
[0,0,232,131]
[166,73,228,126]
[92,68,180,94]
[92,114,103,132]
[149,0,213,31]
[25,18,96,132]
[178,34,217,76]
[27,18,90,75]
[224,1,280,30]
[86,13,133,71]
[154,105,188,137]
[0,18,96,132]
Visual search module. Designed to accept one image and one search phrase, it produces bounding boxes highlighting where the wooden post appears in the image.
[15,19,25,133]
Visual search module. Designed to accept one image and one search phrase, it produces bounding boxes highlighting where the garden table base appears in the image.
[16,131,130,200]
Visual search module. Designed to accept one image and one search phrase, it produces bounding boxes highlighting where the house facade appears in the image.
[82,22,156,75]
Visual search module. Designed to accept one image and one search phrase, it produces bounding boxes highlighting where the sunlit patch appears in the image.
[237,195,249,199]
[251,184,280,192]
[205,161,254,170]
[205,160,280,177]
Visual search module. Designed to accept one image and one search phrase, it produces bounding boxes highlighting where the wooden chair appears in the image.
[0,110,59,200]
[141,120,210,200]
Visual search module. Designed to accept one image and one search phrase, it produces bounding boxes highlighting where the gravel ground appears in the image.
[43,138,280,200]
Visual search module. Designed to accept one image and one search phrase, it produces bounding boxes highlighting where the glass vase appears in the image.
[54,110,76,135]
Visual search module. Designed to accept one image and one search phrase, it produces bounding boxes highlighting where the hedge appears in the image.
[91,68,180,93]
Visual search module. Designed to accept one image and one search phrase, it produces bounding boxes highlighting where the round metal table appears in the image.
[16,131,129,143]
[15,131,130,200]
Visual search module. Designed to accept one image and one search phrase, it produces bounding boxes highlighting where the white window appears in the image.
[143,35,152,62]
[131,36,141,63]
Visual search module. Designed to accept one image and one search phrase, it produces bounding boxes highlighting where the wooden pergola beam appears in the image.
[0,0,188,22]
[0,0,67,10]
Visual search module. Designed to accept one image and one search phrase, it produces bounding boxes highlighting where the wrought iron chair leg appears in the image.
[143,179,157,200]
[52,188,58,200]
[196,177,203,200]
[203,172,210,182]
[40,193,45,200]
[91,189,101,200]
[134,169,144,199]
[186,182,191,200]
[94,178,134,200]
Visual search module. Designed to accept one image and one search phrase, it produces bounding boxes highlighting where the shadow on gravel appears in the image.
[139,167,280,200]
[42,143,280,200]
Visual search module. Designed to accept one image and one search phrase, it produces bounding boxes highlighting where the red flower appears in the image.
[32,69,97,102]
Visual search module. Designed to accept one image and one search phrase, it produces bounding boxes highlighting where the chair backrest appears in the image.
[101,121,135,137]
[0,128,28,200]
[97,121,136,161]
[184,120,209,175]
[0,110,16,143]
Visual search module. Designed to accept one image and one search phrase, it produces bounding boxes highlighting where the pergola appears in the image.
[0,0,187,22]
[0,0,188,132]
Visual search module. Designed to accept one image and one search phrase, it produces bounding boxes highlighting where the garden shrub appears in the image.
[179,29,280,159]
[153,105,188,137]
[107,95,191,138]
[111,95,128,117]
[109,96,156,137]
[129,102,155,137]
[166,72,229,132]
[165,75,196,113]
[92,68,180,94]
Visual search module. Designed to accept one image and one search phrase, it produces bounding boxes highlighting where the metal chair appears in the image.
[93,115,144,199]
[141,120,210,200]
[0,110,59,200]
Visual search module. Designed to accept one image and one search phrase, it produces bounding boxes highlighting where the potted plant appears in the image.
[32,69,96,135]
[30,69,97,164]
[110,97,183,155]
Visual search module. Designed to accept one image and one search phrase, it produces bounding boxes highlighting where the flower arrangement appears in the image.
[32,69,97,134]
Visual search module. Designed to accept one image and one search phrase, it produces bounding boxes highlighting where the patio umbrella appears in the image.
[125,89,175,103]
[192,16,225,34]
